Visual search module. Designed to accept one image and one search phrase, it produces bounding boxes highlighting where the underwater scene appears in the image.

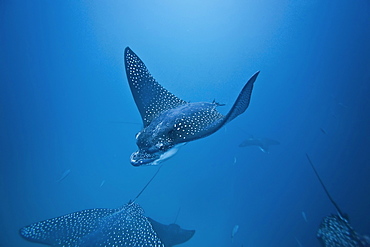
[1,1,370,246]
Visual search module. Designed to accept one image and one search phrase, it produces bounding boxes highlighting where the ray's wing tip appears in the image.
[124,46,131,53]
[19,226,32,241]
[19,226,27,236]
[243,71,260,88]
[124,46,137,69]
[124,46,135,58]
[183,229,196,244]
[250,71,260,82]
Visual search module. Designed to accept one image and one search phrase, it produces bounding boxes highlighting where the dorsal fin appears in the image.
[305,154,345,218]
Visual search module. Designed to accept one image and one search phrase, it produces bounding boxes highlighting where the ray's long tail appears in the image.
[305,154,345,218]
[131,165,163,203]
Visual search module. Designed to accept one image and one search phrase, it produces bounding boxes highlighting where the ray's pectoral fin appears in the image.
[148,217,195,247]
[125,47,187,127]
[172,71,260,143]
[224,71,259,124]
[19,208,117,246]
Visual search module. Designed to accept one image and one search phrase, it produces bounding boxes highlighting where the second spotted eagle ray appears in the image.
[306,154,370,247]
[20,203,195,247]
[125,47,259,166]
[19,168,195,246]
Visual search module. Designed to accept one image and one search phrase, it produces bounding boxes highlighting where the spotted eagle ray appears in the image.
[125,47,259,166]
[306,154,370,247]
[19,168,195,246]
[238,135,280,153]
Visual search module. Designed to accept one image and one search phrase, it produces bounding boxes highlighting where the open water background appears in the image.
[1,1,370,246]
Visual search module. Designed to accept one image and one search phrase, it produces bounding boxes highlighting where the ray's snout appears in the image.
[130,151,156,166]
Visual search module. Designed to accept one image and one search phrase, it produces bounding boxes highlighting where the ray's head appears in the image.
[130,129,182,166]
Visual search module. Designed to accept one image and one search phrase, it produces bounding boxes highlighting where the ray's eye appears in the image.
[156,142,165,150]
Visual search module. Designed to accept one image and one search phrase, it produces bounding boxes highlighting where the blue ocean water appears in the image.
[1,0,370,246]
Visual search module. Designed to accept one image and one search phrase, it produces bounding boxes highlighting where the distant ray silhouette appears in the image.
[239,135,280,153]
[19,166,195,246]
[306,154,369,247]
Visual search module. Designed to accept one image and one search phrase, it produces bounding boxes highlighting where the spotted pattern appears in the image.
[225,71,258,124]
[317,214,364,247]
[20,203,165,247]
[124,47,259,166]
[125,47,187,127]
[168,102,224,142]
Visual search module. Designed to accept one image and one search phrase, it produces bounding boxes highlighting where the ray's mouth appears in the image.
[130,150,158,166]
[130,144,183,167]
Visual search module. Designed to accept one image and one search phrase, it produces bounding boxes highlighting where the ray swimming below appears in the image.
[19,167,195,247]
[306,154,369,247]
[19,203,195,247]
[124,47,260,166]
